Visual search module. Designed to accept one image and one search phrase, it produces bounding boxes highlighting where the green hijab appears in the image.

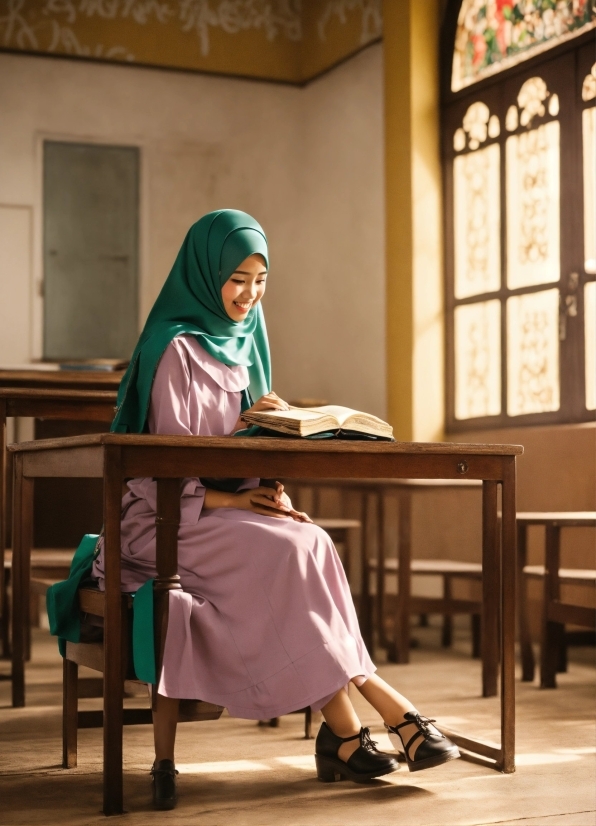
[112,209,271,434]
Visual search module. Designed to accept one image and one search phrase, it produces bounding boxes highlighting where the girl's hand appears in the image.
[234,482,313,523]
[233,391,289,433]
[246,392,290,414]
[272,481,313,524]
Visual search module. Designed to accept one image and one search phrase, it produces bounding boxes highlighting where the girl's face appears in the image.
[221,254,268,322]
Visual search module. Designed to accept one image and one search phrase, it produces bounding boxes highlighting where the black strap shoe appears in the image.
[386,712,460,772]
[151,759,179,810]
[315,722,399,783]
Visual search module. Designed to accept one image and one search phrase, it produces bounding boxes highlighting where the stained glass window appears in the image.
[454,145,501,298]
[445,7,594,429]
[507,289,560,416]
[452,1,596,92]
[455,300,501,419]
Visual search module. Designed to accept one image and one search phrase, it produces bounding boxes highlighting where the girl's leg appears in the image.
[354,674,428,759]
[153,694,180,762]
[354,673,415,725]
[321,688,362,762]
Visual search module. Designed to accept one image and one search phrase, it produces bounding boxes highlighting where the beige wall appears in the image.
[383,0,444,441]
[0,45,386,417]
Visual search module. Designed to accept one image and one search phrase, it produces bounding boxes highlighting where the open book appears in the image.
[241,405,393,439]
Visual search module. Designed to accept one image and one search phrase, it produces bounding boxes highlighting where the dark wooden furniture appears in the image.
[0,387,117,659]
[367,557,482,655]
[63,582,224,773]
[9,434,521,813]
[517,512,596,688]
[287,479,487,684]
[0,368,124,390]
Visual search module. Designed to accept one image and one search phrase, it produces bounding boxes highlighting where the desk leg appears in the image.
[359,493,373,652]
[392,491,412,664]
[154,478,182,711]
[500,460,516,773]
[103,446,124,815]
[540,525,561,689]
[0,402,7,659]
[376,490,387,653]
[11,454,33,707]
[482,481,499,698]
[517,524,535,682]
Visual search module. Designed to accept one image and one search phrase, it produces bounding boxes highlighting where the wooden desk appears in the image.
[9,434,521,811]
[516,512,596,687]
[0,368,123,391]
[0,388,117,658]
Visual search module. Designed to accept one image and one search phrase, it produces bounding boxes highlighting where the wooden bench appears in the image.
[366,557,482,654]
[0,385,117,658]
[3,548,74,633]
[517,512,596,688]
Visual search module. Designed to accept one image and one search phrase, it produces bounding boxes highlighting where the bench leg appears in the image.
[11,458,33,708]
[1,578,10,659]
[63,658,78,768]
[441,576,453,648]
[517,524,535,682]
[540,525,561,689]
[557,634,568,673]
[304,708,312,739]
[471,613,481,659]
[391,491,412,664]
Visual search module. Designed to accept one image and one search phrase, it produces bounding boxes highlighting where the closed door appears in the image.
[43,141,139,360]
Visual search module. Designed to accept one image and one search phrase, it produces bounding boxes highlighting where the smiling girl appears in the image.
[93,210,459,810]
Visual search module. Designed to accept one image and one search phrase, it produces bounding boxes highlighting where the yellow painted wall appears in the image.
[384,0,444,441]
[0,0,382,84]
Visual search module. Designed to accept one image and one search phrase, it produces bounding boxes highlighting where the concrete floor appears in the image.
[0,623,595,826]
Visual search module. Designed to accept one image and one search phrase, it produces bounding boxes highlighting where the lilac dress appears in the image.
[93,336,374,719]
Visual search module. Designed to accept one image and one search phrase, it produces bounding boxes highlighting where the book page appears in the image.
[302,405,362,427]
[254,408,327,422]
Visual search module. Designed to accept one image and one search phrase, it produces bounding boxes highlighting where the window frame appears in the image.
[441,1,596,433]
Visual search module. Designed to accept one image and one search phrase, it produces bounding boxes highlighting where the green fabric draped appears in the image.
[112,209,271,434]
[47,535,157,683]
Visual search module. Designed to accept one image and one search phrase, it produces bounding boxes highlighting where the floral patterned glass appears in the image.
[452,0,596,92]
[507,289,560,415]
[455,300,501,419]
[506,120,560,288]
[583,106,596,275]
[585,282,596,410]
[454,144,501,298]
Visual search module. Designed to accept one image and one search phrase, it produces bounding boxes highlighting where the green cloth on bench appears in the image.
[46,534,156,684]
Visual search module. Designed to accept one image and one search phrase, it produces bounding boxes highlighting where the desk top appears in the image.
[285,476,483,489]
[9,432,524,456]
[0,387,117,402]
[0,369,124,390]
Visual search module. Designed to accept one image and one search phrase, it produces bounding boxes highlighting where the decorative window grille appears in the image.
[442,0,596,430]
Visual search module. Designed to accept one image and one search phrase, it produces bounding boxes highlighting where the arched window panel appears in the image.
[453,100,502,300]
[452,0,596,93]
[583,63,596,276]
[443,7,594,430]
[505,76,561,290]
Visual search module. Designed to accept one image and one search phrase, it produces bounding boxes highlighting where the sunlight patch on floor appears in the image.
[178,759,272,773]
[515,752,582,766]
